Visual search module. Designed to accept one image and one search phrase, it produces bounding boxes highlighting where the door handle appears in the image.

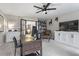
[58,33,60,36]
[71,34,74,38]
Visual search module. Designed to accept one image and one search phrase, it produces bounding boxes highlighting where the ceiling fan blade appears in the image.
[45,3,51,9]
[34,5,43,9]
[36,10,42,13]
[46,8,56,10]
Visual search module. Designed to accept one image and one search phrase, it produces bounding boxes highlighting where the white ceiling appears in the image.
[0,3,79,19]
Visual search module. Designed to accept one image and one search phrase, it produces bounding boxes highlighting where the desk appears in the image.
[21,40,42,56]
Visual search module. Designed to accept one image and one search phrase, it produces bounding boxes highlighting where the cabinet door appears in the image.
[66,33,74,45]
[74,33,79,47]
[54,32,60,41]
[60,32,67,42]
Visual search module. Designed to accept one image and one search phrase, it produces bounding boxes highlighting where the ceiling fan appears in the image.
[34,3,56,14]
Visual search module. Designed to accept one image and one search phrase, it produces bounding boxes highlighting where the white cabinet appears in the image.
[60,32,67,42]
[6,32,20,42]
[54,31,79,48]
[54,32,60,41]
[55,31,69,43]
[66,33,73,44]
[74,33,79,47]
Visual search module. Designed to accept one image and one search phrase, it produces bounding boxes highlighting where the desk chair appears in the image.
[13,37,22,56]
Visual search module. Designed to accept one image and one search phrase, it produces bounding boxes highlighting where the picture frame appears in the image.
[0,15,4,32]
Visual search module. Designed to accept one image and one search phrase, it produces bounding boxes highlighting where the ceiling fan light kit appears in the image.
[45,11,47,14]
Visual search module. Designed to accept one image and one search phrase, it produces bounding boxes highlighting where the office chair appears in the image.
[32,26,38,40]
[13,36,22,56]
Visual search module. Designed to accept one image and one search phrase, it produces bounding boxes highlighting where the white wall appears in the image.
[5,14,20,31]
[0,11,21,44]
[0,10,8,45]
[46,16,59,38]
[46,11,79,36]
[21,16,38,21]
[47,16,59,35]
[59,11,79,22]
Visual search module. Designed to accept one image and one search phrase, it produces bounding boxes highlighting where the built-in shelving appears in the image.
[38,20,47,34]
[37,20,47,39]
